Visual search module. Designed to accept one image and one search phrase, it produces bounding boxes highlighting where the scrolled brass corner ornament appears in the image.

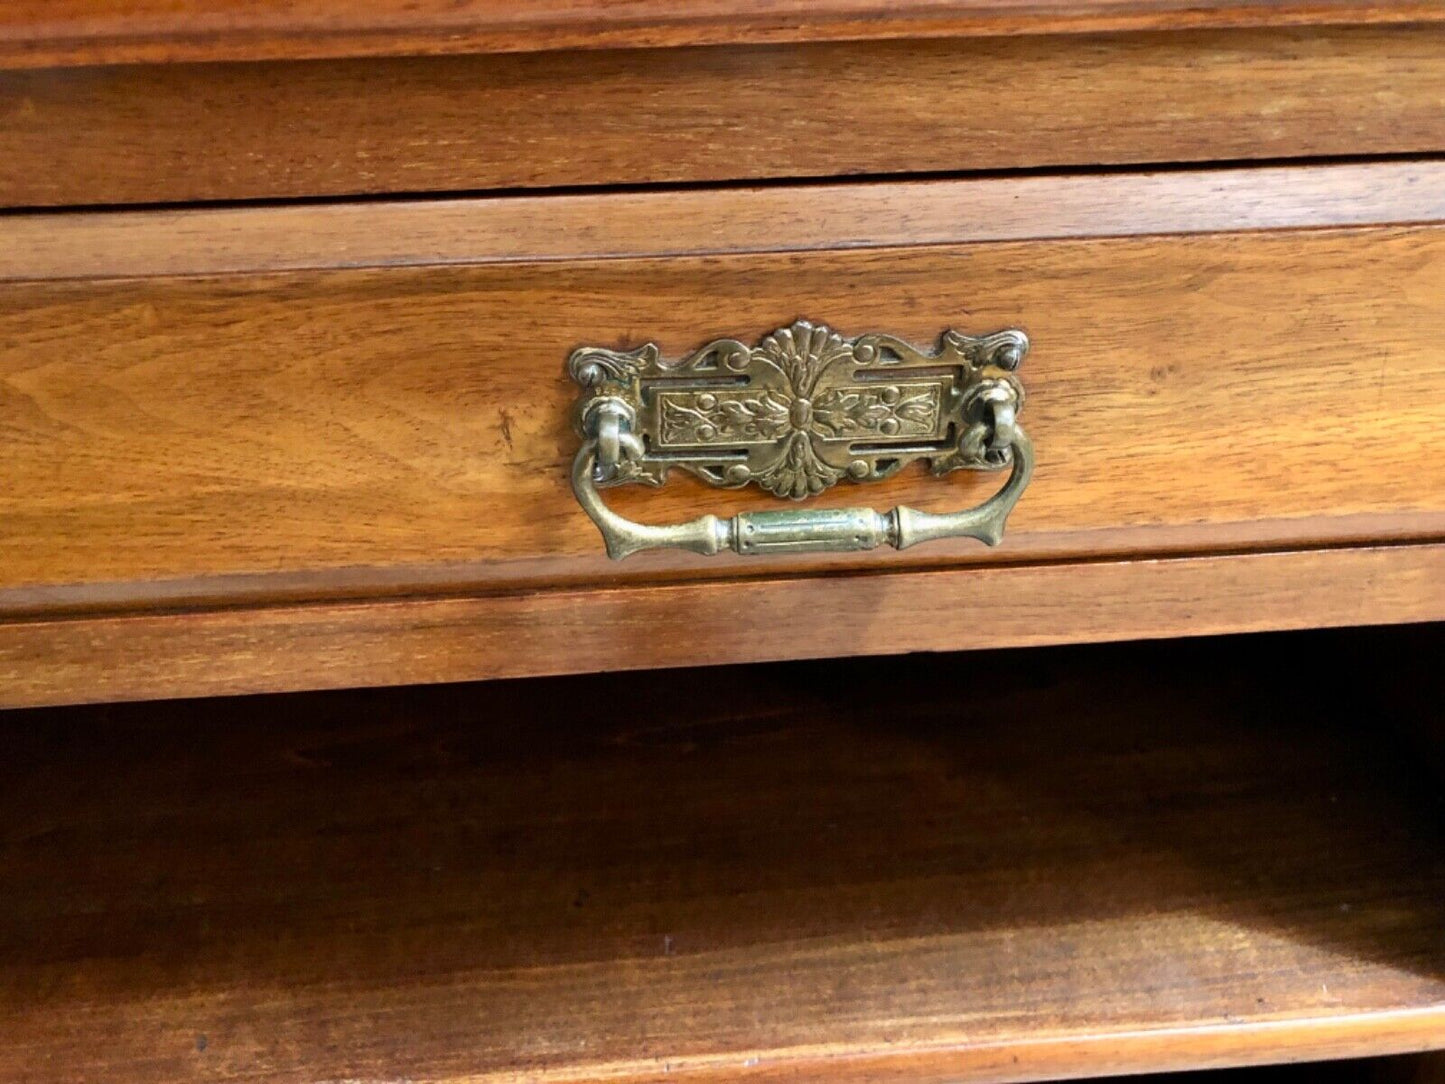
[568,320,1032,559]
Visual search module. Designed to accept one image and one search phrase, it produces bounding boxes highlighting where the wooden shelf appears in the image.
[2,627,1443,1082]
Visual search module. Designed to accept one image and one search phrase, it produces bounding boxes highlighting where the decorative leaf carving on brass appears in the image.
[569,319,1027,500]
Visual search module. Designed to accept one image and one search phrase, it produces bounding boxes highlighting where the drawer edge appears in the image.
[6,161,1445,283]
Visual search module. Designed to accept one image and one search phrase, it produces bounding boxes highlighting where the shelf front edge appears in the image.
[3,541,1442,709]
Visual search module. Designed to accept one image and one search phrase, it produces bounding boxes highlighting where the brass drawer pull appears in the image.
[568,320,1032,560]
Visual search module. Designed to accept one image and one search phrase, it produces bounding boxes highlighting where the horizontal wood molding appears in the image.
[3,27,1445,207]
[2,543,1442,708]
[3,0,1444,68]
[7,162,1445,282]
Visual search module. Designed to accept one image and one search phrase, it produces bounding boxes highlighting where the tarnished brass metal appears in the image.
[568,320,1032,559]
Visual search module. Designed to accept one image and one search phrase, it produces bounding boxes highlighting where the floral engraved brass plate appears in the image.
[569,320,1027,500]
[567,320,1032,560]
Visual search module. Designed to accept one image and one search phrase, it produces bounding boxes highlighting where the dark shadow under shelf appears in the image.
[1,625,1442,1082]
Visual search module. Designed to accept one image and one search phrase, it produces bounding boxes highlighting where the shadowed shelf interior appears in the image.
[2,625,1442,1083]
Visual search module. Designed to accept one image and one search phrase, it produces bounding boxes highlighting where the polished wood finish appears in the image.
[5,2,1441,1079]
[9,161,1445,282]
[3,630,1442,1081]
[2,203,1443,613]
[3,0,1445,67]
[4,26,1445,207]
[2,543,1441,708]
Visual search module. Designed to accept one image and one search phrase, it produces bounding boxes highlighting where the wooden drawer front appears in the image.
[2,25,1445,207]
[2,163,1444,618]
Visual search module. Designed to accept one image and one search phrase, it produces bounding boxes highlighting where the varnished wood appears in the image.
[2,0,1444,67]
[4,2,1441,1077]
[1,543,1441,708]
[5,0,1445,69]
[4,27,1445,207]
[2,629,1442,1080]
[2,207,1443,612]
[8,161,1445,282]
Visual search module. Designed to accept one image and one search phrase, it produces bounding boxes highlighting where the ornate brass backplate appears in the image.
[568,320,1032,559]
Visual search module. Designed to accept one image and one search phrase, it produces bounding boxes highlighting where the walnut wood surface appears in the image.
[1,212,1443,613]
[9,161,1445,282]
[3,629,1443,1080]
[2,543,1441,708]
[3,0,1443,67]
[3,26,1445,206]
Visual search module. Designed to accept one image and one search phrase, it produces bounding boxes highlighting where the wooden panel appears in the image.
[2,0,1443,67]
[2,543,1442,708]
[3,629,1443,1081]
[2,210,1444,613]
[4,26,1445,207]
[9,161,1445,282]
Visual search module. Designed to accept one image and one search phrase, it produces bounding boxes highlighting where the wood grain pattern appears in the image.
[2,0,1444,67]
[4,26,1445,207]
[9,161,1445,282]
[2,543,1441,708]
[2,629,1443,1081]
[1,216,1443,613]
